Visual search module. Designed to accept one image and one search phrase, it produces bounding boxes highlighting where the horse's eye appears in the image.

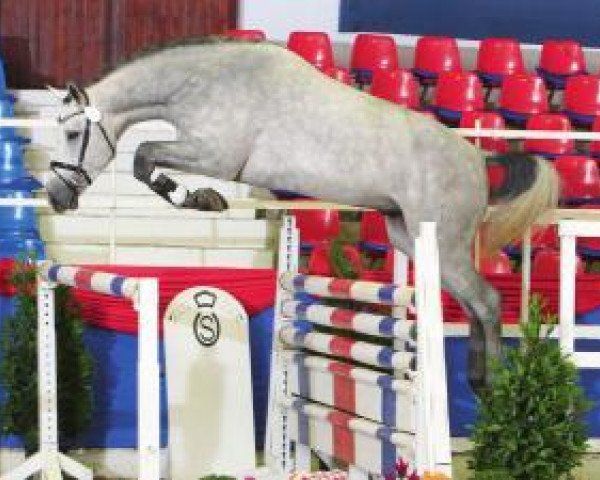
[66,131,80,141]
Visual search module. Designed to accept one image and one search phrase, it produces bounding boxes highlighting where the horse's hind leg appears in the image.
[133,140,229,211]
[384,213,414,257]
[386,214,501,394]
[439,249,502,393]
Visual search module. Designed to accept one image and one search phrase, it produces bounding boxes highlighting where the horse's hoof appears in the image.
[468,373,489,398]
[467,352,494,397]
[183,188,229,211]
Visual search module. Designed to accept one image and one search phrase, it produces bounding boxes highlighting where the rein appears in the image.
[51,91,116,195]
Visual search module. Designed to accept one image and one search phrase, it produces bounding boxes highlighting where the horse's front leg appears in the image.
[133,141,229,211]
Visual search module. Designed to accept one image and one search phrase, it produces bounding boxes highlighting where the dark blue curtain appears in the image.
[340,0,600,47]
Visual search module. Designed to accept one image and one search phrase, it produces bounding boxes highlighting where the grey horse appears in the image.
[45,39,559,392]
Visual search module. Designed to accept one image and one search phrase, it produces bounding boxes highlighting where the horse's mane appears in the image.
[89,35,269,85]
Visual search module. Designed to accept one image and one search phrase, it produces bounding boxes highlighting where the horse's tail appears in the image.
[483,153,560,254]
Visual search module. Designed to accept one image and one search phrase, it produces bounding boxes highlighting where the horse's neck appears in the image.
[86,43,274,137]
[109,104,171,138]
[88,59,182,136]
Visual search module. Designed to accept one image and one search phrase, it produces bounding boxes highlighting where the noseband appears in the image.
[51,92,116,195]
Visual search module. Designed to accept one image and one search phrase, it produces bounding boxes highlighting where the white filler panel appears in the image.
[164,286,256,479]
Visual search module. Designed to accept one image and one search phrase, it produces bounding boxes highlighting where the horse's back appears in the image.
[161,42,488,221]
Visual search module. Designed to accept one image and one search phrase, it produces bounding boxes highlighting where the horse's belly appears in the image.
[241,161,396,210]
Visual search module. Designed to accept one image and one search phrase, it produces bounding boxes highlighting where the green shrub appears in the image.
[0,260,93,452]
[468,296,590,480]
[330,238,359,279]
[471,469,515,480]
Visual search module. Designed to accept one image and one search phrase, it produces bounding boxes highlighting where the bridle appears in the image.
[50,86,116,195]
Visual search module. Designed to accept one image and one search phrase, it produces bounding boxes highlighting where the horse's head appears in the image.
[45,82,116,212]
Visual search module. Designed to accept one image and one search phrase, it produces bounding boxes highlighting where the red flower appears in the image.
[396,458,409,477]
[0,258,17,296]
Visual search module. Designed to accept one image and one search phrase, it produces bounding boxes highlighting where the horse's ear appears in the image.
[65,82,79,104]
[65,81,89,106]
[45,85,68,103]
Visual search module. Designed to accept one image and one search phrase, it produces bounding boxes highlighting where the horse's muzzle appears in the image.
[46,175,79,213]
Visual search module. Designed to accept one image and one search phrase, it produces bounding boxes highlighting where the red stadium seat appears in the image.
[350,34,399,85]
[532,248,584,277]
[413,36,462,84]
[291,210,341,253]
[225,29,266,41]
[531,224,559,250]
[325,67,353,85]
[553,155,600,204]
[459,111,510,153]
[480,251,512,275]
[498,73,549,126]
[563,75,600,127]
[538,40,586,90]
[589,116,600,158]
[306,243,332,276]
[504,224,559,258]
[476,38,525,88]
[370,69,420,109]
[523,113,574,159]
[287,31,335,72]
[432,72,484,125]
[359,210,390,255]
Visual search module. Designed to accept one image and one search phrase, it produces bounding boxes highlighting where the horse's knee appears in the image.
[483,283,501,314]
[133,144,155,182]
[481,286,501,327]
[462,277,500,323]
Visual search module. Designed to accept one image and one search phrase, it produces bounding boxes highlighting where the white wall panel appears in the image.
[12,91,273,268]
[203,249,273,268]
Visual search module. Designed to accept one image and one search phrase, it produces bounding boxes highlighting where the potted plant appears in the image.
[468,296,590,480]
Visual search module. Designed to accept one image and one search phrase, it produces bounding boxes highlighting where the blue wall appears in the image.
[0,308,275,450]
[340,0,600,47]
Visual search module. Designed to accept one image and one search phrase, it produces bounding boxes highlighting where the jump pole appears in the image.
[269,217,451,478]
[0,263,160,480]
[1,195,600,220]
[11,117,600,140]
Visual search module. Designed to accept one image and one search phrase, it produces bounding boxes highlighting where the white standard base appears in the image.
[0,450,92,480]
[0,448,173,479]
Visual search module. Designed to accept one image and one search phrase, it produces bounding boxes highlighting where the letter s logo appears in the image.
[192,291,220,347]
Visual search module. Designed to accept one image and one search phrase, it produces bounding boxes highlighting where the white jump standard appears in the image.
[560,220,600,368]
[0,263,160,480]
[266,217,451,479]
